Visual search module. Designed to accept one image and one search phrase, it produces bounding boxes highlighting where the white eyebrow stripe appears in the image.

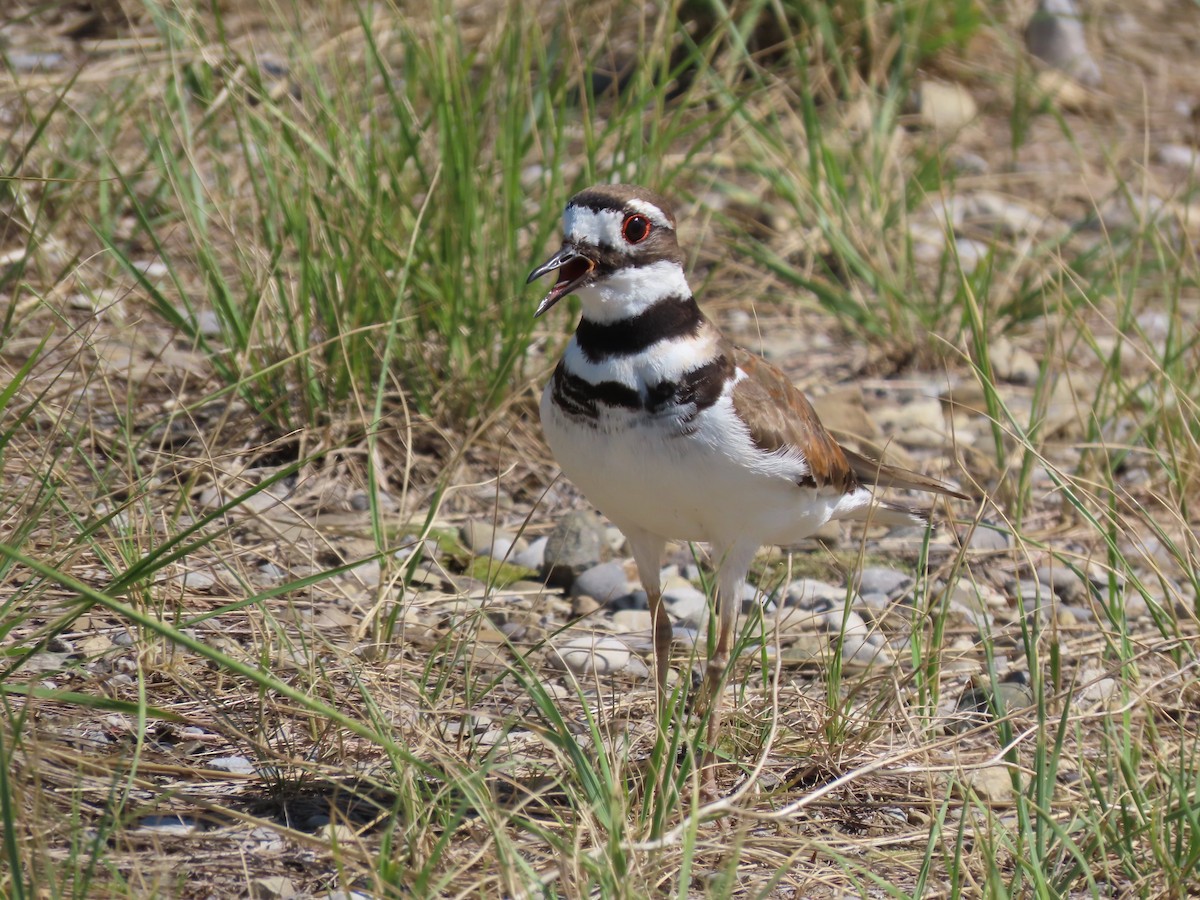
[626,199,671,228]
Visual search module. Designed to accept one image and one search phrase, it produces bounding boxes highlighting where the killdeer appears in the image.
[529,183,967,788]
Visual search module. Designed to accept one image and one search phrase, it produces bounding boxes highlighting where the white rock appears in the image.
[913,80,978,134]
[549,635,632,675]
[1157,143,1200,171]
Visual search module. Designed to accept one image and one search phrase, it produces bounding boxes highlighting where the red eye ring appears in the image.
[622,214,652,244]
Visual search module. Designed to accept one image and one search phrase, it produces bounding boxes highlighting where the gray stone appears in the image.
[780,578,847,609]
[1024,0,1101,86]
[569,561,629,602]
[857,567,913,598]
[967,521,1012,552]
[663,583,708,626]
[1035,563,1089,602]
[171,569,216,592]
[542,511,608,587]
[251,877,296,900]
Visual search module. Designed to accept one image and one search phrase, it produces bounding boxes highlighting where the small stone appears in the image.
[196,309,222,337]
[512,536,547,571]
[1025,0,1101,87]
[663,583,708,626]
[612,609,652,632]
[1035,564,1088,603]
[990,336,1040,385]
[953,238,989,274]
[549,635,633,675]
[207,756,256,775]
[1157,143,1200,172]
[912,80,978,134]
[571,595,603,618]
[251,877,296,900]
[543,511,608,587]
[779,578,846,608]
[7,51,67,73]
[460,521,518,557]
[136,814,200,834]
[570,561,630,603]
[171,569,216,592]
[1079,677,1119,704]
[951,151,989,175]
[948,678,1034,732]
[621,656,651,680]
[967,765,1015,802]
[857,567,913,598]
[966,521,1012,552]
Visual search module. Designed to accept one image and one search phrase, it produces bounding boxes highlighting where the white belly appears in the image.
[540,381,842,548]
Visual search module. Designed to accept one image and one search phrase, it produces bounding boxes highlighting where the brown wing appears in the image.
[843,447,969,500]
[728,345,857,492]
[729,343,969,501]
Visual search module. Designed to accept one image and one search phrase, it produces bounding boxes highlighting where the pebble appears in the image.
[251,877,297,900]
[912,80,978,134]
[968,192,1045,238]
[967,765,1015,802]
[1035,563,1088,603]
[512,536,547,571]
[542,511,608,587]
[569,561,630,603]
[857,567,913,599]
[1157,143,1200,172]
[778,578,847,609]
[1079,677,1119,705]
[207,756,256,775]
[571,594,603,618]
[549,635,634,676]
[953,238,989,274]
[460,521,518,556]
[966,521,1012,552]
[170,569,216,592]
[990,336,1041,385]
[612,609,652,632]
[1024,0,1101,87]
[948,678,1034,732]
[136,814,201,834]
[663,583,708,626]
[7,51,67,73]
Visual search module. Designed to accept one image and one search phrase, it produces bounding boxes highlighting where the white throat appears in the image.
[575,260,692,324]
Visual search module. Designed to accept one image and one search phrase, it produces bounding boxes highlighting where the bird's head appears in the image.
[528,184,685,320]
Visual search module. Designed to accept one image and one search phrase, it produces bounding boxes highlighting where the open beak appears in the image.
[527,244,595,318]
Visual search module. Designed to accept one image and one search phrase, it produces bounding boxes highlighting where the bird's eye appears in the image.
[622,214,652,244]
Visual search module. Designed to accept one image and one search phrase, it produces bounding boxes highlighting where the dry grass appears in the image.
[2,0,1199,897]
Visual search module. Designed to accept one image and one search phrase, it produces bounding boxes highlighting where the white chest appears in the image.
[540,376,840,548]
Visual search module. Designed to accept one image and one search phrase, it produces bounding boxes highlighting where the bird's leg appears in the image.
[698,546,752,798]
[648,587,672,700]
[625,528,669,711]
